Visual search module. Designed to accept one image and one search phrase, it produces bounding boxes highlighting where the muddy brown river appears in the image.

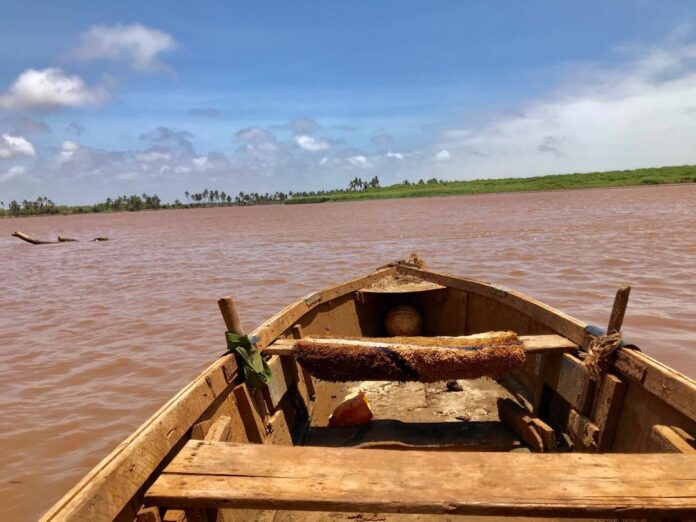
[1,184,695,520]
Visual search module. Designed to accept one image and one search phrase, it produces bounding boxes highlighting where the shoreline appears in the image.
[3,164,696,218]
[3,180,695,221]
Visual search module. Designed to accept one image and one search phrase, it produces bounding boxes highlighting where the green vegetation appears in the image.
[2,165,695,218]
[286,165,696,204]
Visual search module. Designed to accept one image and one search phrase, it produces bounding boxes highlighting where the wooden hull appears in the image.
[41,264,696,521]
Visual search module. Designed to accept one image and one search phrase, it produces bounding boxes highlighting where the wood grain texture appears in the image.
[592,374,627,452]
[607,285,631,334]
[537,353,593,414]
[650,425,696,454]
[496,398,544,452]
[146,441,696,518]
[615,349,696,423]
[231,385,265,444]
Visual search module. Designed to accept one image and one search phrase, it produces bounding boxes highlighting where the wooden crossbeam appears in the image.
[264,334,577,356]
[145,440,696,518]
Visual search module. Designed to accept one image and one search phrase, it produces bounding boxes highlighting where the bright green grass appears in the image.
[285,165,696,205]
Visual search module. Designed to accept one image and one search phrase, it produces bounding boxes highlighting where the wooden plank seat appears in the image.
[145,440,696,518]
[264,334,578,356]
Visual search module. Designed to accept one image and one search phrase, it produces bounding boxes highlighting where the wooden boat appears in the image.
[42,261,696,521]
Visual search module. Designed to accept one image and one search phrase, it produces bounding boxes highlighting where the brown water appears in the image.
[1,184,695,520]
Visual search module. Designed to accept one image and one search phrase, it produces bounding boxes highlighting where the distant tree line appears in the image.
[1,176,387,217]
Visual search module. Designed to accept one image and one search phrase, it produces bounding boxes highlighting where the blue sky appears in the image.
[1,1,696,203]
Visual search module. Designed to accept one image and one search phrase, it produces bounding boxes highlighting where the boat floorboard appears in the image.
[304,379,523,452]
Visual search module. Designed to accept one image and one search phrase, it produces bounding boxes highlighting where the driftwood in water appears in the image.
[11,230,108,244]
[12,231,61,244]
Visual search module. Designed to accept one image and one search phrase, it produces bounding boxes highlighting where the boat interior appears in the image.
[42,262,696,522]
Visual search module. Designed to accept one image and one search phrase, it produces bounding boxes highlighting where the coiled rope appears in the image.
[583,332,623,380]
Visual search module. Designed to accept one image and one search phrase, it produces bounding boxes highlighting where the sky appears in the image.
[1,1,696,204]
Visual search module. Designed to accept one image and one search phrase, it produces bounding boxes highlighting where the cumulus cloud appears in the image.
[56,140,80,163]
[295,134,331,151]
[73,24,177,73]
[434,30,696,178]
[0,68,108,110]
[348,155,371,167]
[386,151,404,160]
[0,165,27,183]
[0,134,36,159]
[435,149,451,162]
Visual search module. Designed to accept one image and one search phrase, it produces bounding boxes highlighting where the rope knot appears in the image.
[583,332,623,380]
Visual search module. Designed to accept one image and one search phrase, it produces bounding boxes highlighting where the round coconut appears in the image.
[385,305,423,336]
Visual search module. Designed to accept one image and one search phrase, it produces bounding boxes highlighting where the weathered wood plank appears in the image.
[262,356,292,410]
[265,409,292,446]
[292,324,316,400]
[650,425,696,454]
[146,441,696,518]
[567,409,600,451]
[529,417,557,452]
[205,416,232,443]
[592,374,627,452]
[190,420,211,440]
[231,385,265,444]
[607,285,631,334]
[615,349,696,423]
[135,506,162,522]
[496,398,544,452]
[537,353,593,414]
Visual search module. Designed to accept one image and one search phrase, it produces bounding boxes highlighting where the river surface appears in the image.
[1,184,695,520]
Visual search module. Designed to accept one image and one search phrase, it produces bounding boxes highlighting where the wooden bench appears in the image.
[145,440,696,518]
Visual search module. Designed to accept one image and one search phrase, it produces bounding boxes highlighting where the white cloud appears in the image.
[386,151,404,160]
[0,165,27,183]
[56,140,79,163]
[74,24,177,73]
[0,134,36,158]
[434,31,696,178]
[435,149,451,162]
[295,134,330,151]
[348,155,371,167]
[0,68,108,110]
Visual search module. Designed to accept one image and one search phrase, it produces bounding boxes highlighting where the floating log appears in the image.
[11,231,59,244]
[11,230,108,245]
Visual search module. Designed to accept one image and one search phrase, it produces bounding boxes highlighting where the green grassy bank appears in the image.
[285,165,696,204]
